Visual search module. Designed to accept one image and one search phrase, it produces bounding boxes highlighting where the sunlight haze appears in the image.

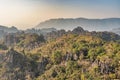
[0,0,120,30]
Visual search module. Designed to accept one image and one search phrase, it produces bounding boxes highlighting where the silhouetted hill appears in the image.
[0,25,57,39]
[45,27,120,41]
[35,18,120,31]
[0,25,18,33]
[0,25,19,38]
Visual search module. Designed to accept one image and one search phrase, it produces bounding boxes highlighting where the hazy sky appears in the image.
[0,0,120,29]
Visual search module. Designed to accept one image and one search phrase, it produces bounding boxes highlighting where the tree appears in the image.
[52,51,62,64]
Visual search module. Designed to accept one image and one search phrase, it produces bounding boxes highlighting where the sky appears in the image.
[0,0,120,29]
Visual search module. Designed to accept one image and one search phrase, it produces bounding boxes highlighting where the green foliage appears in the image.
[35,34,120,80]
[1,32,120,80]
[88,47,105,61]
[52,51,62,64]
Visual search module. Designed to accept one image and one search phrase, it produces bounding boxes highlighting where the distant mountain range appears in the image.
[0,18,120,39]
[35,18,120,31]
[1,18,120,80]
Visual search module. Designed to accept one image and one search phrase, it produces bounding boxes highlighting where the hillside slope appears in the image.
[33,34,120,80]
[0,27,120,80]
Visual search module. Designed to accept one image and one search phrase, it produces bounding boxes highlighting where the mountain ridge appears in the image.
[35,18,120,31]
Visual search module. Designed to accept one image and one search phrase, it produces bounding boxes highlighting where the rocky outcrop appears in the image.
[0,49,49,80]
[72,26,87,34]
[37,57,48,75]
[0,49,28,80]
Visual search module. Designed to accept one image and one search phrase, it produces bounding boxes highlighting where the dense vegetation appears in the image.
[0,27,120,80]
[34,34,120,80]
